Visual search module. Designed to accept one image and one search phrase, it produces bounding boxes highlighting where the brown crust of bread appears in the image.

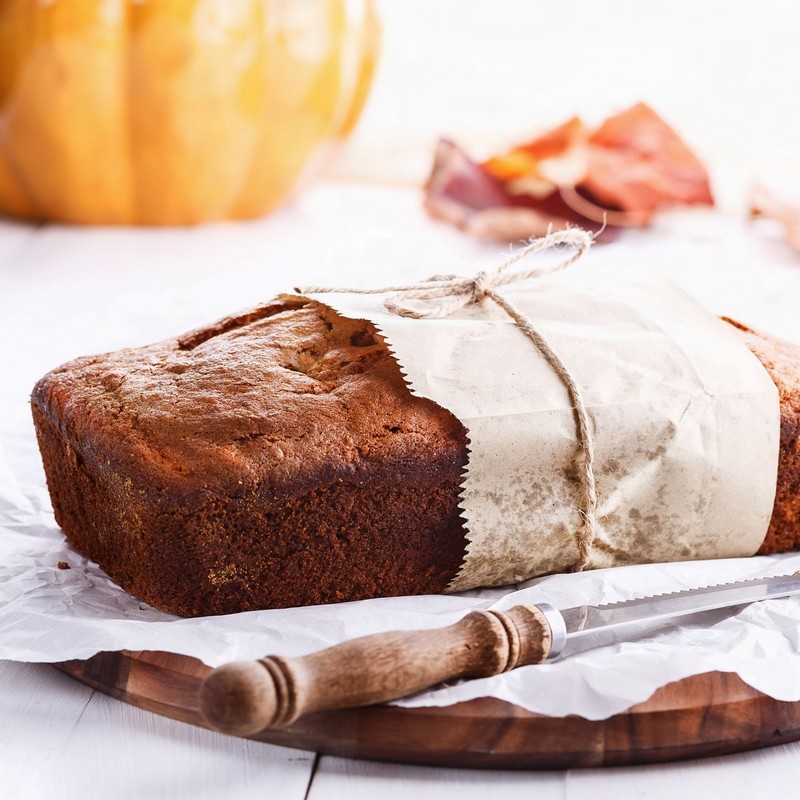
[722,318,800,555]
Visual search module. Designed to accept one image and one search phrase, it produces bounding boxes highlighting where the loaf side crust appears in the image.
[723,318,800,555]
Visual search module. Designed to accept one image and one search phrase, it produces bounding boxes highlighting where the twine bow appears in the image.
[299,228,598,573]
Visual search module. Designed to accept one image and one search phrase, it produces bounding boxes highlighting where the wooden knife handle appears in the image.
[199,603,563,736]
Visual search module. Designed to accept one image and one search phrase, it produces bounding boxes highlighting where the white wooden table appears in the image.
[4,1,800,796]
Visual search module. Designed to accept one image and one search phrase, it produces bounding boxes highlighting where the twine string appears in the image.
[298,228,598,572]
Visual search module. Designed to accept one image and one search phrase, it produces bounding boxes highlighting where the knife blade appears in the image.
[542,571,800,660]
[199,572,800,735]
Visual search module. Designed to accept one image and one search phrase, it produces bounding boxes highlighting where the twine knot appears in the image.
[364,228,595,321]
[298,228,599,573]
[471,270,490,302]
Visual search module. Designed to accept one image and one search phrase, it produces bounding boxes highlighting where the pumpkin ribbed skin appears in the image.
[0,0,379,225]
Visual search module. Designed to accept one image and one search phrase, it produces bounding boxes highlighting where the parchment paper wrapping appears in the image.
[307,263,780,589]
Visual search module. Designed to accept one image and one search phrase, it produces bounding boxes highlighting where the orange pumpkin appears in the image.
[0,0,380,225]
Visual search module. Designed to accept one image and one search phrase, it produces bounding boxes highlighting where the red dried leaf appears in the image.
[424,139,510,221]
[581,103,714,218]
[424,139,603,243]
[484,117,589,193]
[424,103,713,242]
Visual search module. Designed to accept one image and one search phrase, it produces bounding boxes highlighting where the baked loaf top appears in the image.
[31,300,800,616]
[36,297,466,501]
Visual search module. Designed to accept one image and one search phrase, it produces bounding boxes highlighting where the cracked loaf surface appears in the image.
[31,300,800,616]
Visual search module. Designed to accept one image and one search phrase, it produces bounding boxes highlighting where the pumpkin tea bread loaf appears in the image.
[31,300,800,616]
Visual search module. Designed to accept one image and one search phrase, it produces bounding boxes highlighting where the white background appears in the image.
[3,0,800,797]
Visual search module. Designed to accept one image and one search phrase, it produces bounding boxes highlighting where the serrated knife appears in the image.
[199,573,800,736]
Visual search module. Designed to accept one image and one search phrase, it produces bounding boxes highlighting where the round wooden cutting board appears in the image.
[57,651,800,769]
